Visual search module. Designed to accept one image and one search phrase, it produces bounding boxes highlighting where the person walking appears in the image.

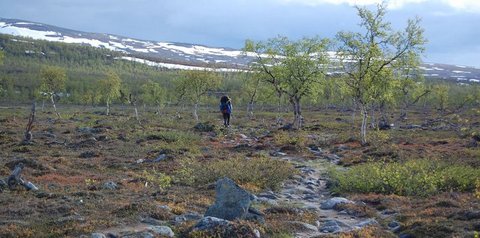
[219,95,232,127]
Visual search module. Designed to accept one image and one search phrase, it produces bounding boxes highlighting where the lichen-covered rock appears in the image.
[205,177,257,221]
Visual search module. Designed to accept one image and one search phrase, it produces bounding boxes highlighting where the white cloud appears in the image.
[280,0,480,12]
[442,0,480,13]
[279,0,427,9]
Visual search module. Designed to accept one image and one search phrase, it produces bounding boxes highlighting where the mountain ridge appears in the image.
[1,17,480,83]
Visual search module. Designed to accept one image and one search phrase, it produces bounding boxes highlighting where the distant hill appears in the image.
[1,17,480,83]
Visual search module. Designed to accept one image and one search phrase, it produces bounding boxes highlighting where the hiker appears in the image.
[219,95,232,127]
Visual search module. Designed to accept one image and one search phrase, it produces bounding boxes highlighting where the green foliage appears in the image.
[174,156,297,191]
[329,159,480,196]
[40,66,67,93]
[142,169,172,190]
[140,80,166,107]
[244,36,330,128]
[335,3,426,143]
[99,71,121,111]
[176,70,221,104]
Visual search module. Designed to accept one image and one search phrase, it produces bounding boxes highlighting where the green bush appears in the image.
[328,159,480,196]
[141,169,172,190]
[174,156,297,191]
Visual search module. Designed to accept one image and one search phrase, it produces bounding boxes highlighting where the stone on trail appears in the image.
[194,216,231,231]
[354,218,378,228]
[320,197,353,210]
[147,225,174,238]
[319,220,345,233]
[205,177,262,221]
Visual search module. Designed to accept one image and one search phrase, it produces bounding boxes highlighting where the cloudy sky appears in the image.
[1,0,479,67]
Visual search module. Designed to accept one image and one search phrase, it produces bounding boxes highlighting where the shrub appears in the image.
[174,156,297,191]
[141,169,172,190]
[273,131,307,150]
[329,159,480,196]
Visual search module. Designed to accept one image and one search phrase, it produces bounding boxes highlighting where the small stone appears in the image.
[91,233,106,238]
[355,219,378,228]
[194,216,230,231]
[147,226,174,238]
[320,197,352,210]
[158,205,171,211]
[153,154,167,162]
[102,181,118,190]
[254,229,261,238]
[320,220,342,233]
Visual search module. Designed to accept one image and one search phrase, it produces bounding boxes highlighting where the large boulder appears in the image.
[205,177,263,222]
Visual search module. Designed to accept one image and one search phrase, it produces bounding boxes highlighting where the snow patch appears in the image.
[118,56,246,72]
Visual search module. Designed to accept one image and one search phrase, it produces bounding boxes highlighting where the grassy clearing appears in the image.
[329,159,480,196]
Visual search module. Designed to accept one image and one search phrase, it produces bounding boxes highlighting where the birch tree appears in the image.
[175,70,221,121]
[40,66,67,118]
[244,36,330,129]
[99,71,121,116]
[335,3,426,144]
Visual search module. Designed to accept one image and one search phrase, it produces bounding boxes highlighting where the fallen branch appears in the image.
[0,163,39,192]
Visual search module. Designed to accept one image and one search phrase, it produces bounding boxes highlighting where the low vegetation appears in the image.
[329,159,480,196]
[175,156,297,191]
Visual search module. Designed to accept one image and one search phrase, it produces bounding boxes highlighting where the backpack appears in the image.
[220,102,228,113]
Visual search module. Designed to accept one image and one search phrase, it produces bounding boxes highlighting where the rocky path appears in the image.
[256,155,377,237]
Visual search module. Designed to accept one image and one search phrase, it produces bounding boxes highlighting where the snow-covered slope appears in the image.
[1,17,480,83]
[0,17,251,70]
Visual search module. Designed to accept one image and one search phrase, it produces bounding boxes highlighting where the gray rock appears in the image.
[147,226,174,238]
[174,212,203,224]
[388,221,401,233]
[319,220,342,233]
[320,197,352,210]
[194,216,231,231]
[355,219,378,228]
[245,207,265,224]
[153,154,167,162]
[158,205,171,211]
[91,233,106,238]
[205,177,255,221]
[102,181,118,190]
[270,151,287,157]
[254,228,261,238]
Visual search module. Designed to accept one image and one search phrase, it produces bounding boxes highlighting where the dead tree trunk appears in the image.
[23,102,36,144]
[50,93,60,119]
